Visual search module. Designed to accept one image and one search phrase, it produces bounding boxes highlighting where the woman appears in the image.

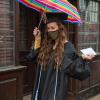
[30,17,94,100]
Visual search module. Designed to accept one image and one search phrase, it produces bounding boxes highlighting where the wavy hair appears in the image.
[37,20,68,70]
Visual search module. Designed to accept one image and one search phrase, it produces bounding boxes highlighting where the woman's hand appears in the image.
[81,54,95,60]
[33,27,41,38]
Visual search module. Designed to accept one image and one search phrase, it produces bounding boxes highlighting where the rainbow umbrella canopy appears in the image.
[17,0,81,23]
[37,0,81,23]
[17,0,58,12]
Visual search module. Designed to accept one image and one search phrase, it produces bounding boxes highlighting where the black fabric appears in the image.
[28,42,91,100]
[26,48,39,61]
[61,43,90,81]
[65,58,90,81]
[46,13,68,22]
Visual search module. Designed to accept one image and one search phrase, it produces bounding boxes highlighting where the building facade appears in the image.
[0,0,100,100]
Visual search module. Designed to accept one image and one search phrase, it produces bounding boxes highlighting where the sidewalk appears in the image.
[23,95,31,100]
[23,94,100,100]
[89,94,100,100]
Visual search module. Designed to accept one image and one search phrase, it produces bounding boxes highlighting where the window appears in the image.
[19,5,28,51]
[78,0,100,53]
[0,0,15,66]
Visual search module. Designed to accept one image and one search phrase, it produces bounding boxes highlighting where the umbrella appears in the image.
[37,0,81,23]
[64,15,79,23]
[17,0,81,26]
[17,0,60,28]
[17,0,58,12]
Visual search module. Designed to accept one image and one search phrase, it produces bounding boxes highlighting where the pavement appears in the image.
[23,94,100,100]
[89,94,100,100]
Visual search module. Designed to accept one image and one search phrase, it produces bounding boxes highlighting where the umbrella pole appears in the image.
[38,12,45,28]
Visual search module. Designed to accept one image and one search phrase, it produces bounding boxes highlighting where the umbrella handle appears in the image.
[38,12,45,29]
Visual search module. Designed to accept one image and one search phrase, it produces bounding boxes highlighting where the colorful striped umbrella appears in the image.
[17,0,58,12]
[65,15,79,23]
[37,0,81,23]
[17,0,59,28]
[17,0,81,23]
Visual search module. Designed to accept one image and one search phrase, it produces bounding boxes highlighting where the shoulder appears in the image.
[64,42,79,59]
[64,41,76,53]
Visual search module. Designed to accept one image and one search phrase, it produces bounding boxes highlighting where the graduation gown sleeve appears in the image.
[62,42,90,80]
[26,48,39,61]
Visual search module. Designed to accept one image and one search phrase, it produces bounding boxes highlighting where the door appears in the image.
[16,4,40,94]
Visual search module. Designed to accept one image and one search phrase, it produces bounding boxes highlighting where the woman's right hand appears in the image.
[33,27,41,38]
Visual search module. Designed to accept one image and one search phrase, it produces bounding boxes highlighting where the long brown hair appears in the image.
[37,19,68,70]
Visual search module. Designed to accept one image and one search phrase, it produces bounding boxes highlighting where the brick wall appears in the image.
[0,0,15,66]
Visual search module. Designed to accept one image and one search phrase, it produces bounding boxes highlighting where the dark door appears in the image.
[17,4,40,94]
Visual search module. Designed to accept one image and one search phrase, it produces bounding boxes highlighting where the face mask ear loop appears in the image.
[35,65,43,100]
[54,69,59,100]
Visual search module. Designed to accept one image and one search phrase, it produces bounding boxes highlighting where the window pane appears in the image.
[78,0,99,53]
[0,0,15,66]
[19,5,28,51]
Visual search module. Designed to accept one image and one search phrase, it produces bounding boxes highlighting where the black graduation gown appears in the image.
[31,42,85,100]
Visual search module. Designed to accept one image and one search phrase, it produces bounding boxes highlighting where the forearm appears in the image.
[34,36,41,50]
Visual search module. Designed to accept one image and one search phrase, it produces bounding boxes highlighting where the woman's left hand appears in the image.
[81,54,95,60]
